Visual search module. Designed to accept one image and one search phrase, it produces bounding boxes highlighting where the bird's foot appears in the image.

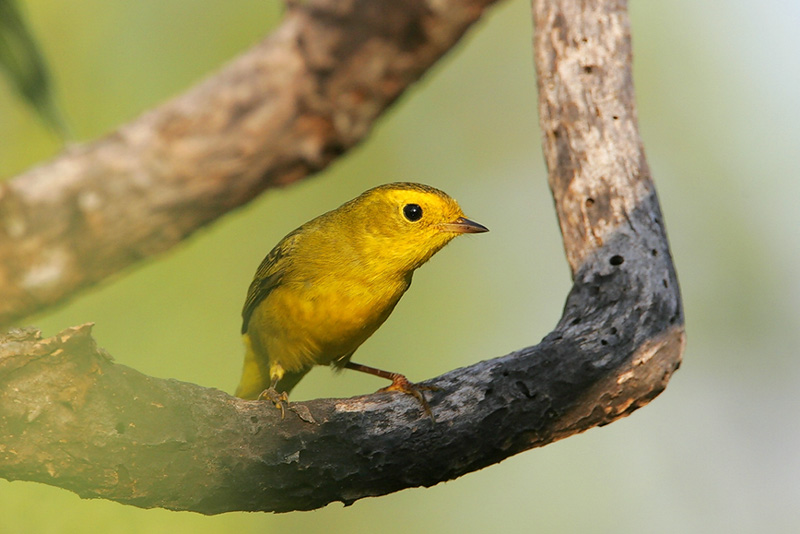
[257,387,289,419]
[379,375,440,422]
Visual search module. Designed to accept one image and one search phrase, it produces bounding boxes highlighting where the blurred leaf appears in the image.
[0,0,70,138]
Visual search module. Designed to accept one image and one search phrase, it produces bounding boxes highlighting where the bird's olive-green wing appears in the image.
[241,230,300,334]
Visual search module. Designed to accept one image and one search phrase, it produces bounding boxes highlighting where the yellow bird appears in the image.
[235,182,488,414]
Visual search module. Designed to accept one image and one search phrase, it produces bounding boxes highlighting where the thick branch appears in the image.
[1,308,681,514]
[0,0,684,514]
[534,0,655,275]
[0,0,500,328]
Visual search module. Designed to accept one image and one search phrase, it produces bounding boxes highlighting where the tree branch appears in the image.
[0,0,684,514]
[0,0,501,328]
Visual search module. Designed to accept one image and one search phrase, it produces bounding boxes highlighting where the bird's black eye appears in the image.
[403,203,423,222]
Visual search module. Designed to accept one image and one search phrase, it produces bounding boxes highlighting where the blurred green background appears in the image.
[2,0,798,532]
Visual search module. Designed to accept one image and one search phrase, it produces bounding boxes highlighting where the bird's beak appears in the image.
[439,216,489,234]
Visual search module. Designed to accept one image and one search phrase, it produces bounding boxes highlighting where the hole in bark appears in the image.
[600,339,608,346]
[515,381,534,398]
[586,197,594,207]
[663,279,669,288]
[583,65,593,74]
[610,255,624,266]
[612,115,619,120]
[570,316,581,326]
[652,249,658,256]
[609,326,617,335]
[485,387,493,396]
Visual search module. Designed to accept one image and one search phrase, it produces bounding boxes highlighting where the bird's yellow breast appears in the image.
[247,271,410,374]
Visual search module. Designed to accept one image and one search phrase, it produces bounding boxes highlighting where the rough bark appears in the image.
[0,0,500,328]
[0,0,684,514]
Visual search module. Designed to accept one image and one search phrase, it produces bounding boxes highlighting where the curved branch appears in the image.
[0,0,501,328]
[0,0,684,514]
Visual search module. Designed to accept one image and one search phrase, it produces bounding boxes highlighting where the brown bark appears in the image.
[0,0,684,514]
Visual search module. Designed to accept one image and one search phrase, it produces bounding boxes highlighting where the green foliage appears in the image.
[0,0,69,138]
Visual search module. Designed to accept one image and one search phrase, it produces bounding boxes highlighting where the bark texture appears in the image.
[0,0,684,514]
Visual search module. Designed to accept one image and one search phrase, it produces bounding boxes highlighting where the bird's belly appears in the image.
[252,278,406,372]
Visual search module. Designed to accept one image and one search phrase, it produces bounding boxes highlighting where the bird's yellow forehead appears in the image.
[371,183,464,221]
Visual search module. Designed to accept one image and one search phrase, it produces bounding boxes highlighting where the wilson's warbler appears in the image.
[236,182,488,415]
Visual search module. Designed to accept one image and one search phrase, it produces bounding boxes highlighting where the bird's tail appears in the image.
[235,334,310,399]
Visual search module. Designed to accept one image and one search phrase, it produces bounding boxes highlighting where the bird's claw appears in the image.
[257,387,289,419]
[379,375,439,422]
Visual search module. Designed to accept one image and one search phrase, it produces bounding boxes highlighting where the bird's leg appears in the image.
[257,376,289,419]
[343,361,439,420]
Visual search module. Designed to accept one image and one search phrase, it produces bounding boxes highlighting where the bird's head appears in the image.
[344,182,488,273]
